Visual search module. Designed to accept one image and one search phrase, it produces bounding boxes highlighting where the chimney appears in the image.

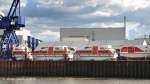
[144,34,147,39]
[92,31,95,41]
[124,16,126,29]
[124,16,126,39]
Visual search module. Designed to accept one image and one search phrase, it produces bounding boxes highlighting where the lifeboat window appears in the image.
[15,48,21,50]
[100,47,105,50]
[55,47,64,50]
[41,47,48,49]
[55,47,60,50]
[84,46,91,49]
[69,47,75,51]
[128,47,135,53]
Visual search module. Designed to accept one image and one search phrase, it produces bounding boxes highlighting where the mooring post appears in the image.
[116,49,120,61]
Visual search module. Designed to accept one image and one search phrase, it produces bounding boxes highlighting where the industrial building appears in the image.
[0,28,31,44]
[60,27,126,41]
[0,28,41,50]
[59,27,150,48]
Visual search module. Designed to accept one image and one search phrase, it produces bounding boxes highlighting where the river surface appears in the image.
[0,77,149,84]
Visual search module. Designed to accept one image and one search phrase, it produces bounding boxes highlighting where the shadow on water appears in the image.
[0,77,149,84]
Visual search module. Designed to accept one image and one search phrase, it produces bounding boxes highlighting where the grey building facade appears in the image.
[60,27,126,41]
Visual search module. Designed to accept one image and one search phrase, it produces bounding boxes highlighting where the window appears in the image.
[84,46,91,49]
[41,47,48,49]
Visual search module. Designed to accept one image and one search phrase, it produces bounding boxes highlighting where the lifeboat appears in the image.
[76,45,114,61]
[119,45,150,60]
[13,45,32,61]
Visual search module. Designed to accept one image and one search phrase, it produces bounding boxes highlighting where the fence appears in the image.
[0,61,149,78]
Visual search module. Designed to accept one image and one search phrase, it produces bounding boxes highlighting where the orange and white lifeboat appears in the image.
[32,46,68,61]
[13,46,32,61]
[76,45,114,61]
[120,45,150,59]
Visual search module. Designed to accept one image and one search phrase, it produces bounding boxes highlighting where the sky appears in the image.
[0,0,150,41]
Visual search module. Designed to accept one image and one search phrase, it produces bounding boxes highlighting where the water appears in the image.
[0,77,149,84]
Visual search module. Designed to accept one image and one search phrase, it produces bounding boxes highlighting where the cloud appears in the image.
[109,0,150,11]
[23,0,150,41]
[39,30,59,37]
[0,0,27,15]
[37,30,60,41]
[0,11,5,16]
[0,0,11,11]
[93,9,119,16]
[1,0,150,41]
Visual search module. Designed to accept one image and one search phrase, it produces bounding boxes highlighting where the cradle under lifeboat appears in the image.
[76,45,113,61]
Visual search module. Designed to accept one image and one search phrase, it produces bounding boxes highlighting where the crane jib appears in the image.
[8,0,20,17]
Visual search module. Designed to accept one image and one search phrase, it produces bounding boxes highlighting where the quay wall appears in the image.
[0,61,149,78]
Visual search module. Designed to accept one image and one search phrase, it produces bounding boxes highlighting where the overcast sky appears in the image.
[0,0,150,41]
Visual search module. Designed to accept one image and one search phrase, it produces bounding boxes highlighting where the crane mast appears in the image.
[0,0,25,60]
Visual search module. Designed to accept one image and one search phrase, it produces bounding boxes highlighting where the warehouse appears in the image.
[60,27,126,41]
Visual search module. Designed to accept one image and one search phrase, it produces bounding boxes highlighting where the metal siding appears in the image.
[60,28,125,41]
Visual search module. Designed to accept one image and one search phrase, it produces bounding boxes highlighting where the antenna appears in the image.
[124,16,126,29]
[92,31,95,41]
[144,34,147,39]
[124,16,126,40]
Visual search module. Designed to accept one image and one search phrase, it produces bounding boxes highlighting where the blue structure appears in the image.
[27,36,32,49]
[27,36,42,51]
[0,0,25,59]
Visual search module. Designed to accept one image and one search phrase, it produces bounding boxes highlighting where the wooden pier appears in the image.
[0,61,149,78]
